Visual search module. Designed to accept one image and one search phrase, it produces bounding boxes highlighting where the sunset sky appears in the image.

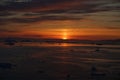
[0,0,120,40]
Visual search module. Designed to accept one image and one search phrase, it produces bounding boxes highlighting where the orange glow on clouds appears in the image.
[0,27,120,40]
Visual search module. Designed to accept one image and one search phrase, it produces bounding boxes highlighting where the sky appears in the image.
[0,0,120,40]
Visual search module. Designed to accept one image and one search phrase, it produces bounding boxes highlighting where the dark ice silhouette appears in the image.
[4,38,17,46]
[66,74,71,80]
[0,63,16,69]
[91,66,106,80]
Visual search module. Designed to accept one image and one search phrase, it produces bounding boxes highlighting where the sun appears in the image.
[63,37,67,40]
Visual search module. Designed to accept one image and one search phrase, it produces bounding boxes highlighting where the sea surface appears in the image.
[0,42,120,80]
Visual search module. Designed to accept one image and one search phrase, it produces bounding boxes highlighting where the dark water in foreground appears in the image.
[0,42,120,80]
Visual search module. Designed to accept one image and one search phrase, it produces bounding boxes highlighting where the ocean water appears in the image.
[0,42,120,80]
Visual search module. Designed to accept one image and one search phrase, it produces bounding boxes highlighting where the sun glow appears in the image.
[62,31,68,40]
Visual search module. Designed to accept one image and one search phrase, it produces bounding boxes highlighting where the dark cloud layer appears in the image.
[0,0,119,12]
[0,15,82,24]
[0,28,18,33]
[0,0,120,26]
[0,0,120,24]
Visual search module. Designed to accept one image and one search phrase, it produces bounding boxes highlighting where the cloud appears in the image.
[0,0,119,12]
[0,0,120,25]
[0,28,19,33]
[0,0,119,13]
[0,10,84,24]
[0,11,15,16]
[1,16,82,23]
